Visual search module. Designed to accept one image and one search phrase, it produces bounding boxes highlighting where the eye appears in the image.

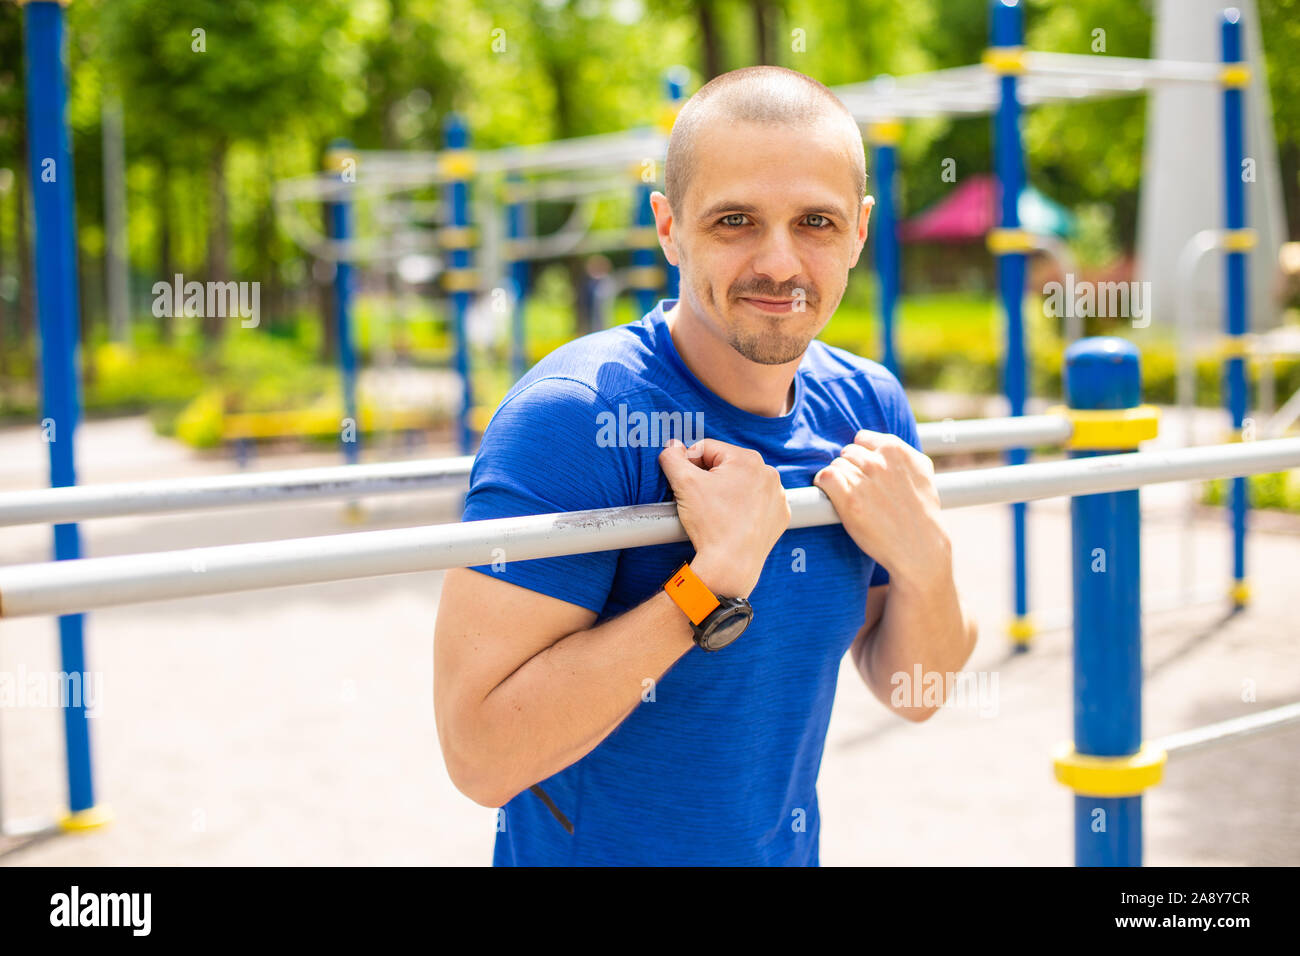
[805,214,832,228]
[719,213,748,227]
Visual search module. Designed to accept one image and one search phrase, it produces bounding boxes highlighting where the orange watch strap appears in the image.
[664,562,721,626]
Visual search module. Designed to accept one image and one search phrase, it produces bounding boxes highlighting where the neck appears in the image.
[665,300,799,418]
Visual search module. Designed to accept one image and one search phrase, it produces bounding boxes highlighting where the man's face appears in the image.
[654,117,871,365]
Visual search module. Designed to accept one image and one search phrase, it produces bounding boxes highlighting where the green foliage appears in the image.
[1203,470,1300,513]
[84,341,205,412]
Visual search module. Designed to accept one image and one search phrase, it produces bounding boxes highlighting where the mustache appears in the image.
[732,284,816,302]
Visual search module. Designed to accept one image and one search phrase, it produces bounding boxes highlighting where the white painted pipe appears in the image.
[1154,702,1300,760]
[0,416,1074,528]
[0,438,1297,620]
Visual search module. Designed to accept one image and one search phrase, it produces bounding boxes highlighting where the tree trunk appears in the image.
[697,0,724,79]
[204,141,229,341]
[158,155,176,342]
[1280,141,1300,243]
[16,142,34,348]
[751,0,775,65]
[257,148,281,332]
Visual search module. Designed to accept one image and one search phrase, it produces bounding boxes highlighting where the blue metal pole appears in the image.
[1221,9,1250,609]
[505,171,530,383]
[869,123,901,380]
[326,139,359,466]
[662,68,689,301]
[1066,337,1145,867]
[443,114,476,455]
[990,0,1032,649]
[21,0,102,824]
[631,184,660,318]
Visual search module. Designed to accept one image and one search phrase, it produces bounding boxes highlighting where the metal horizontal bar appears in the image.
[1,439,1297,620]
[0,457,475,527]
[1153,702,1300,760]
[0,416,1072,528]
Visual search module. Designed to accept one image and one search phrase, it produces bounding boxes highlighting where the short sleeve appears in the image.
[460,376,634,613]
[868,369,922,588]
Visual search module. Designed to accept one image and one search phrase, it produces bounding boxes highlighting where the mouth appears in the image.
[738,296,799,314]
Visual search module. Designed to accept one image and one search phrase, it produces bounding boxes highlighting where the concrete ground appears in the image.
[0,410,1296,866]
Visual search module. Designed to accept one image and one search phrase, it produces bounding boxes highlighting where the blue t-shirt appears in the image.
[460,298,921,866]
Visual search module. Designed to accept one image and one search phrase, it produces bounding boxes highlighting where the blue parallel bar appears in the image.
[326,139,359,466]
[1221,10,1249,605]
[444,114,476,455]
[22,0,97,819]
[1067,337,1145,867]
[990,0,1031,646]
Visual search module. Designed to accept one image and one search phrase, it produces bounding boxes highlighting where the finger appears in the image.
[852,428,903,453]
[685,438,756,471]
[839,443,886,473]
[813,457,858,500]
[658,441,702,485]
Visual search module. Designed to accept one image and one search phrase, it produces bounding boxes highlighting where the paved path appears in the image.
[0,412,1296,865]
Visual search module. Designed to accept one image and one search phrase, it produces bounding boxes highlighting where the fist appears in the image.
[813,429,946,582]
[658,438,790,597]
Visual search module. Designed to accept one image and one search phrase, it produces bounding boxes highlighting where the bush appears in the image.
[1203,470,1300,513]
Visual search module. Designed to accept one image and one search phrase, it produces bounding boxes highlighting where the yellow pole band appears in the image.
[1217,334,1253,359]
[656,103,681,135]
[867,120,903,145]
[1006,615,1035,644]
[437,226,478,250]
[625,266,665,288]
[1229,579,1251,605]
[438,150,476,179]
[1222,228,1256,252]
[982,46,1026,74]
[441,269,479,292]
[987,228,1036,255]
[60,804,115,831]
[1220,63,1251,88]
[1052,742,1167,797]
[1046,404,1161,450]
[627,225,660,248]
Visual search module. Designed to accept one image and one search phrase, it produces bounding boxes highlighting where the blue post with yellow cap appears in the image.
[662,67,689,301]
[443,113,476,454]
[1221,9,1250,609]
[326,139,359,466]
[631,175,661,319]
[989,0,1032,648]
[506,170,531,383]
[868,120,901,381]
[1062,338,1149,867]
[21,0,108,829]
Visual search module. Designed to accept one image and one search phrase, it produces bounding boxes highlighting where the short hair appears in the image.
[664,66,866,214]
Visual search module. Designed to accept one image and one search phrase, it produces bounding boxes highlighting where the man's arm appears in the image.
[848,548,978,722]
[436,563,707,808]
[817,429,978,723]
[435,439,790,808]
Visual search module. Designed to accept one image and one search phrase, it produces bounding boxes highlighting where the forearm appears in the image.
[860,540,977,720]
[471,570,706,805]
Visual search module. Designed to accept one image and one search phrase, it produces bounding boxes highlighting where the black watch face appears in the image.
[700,604,752,651]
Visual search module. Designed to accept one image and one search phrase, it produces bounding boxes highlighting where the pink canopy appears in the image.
[899,174,997,243]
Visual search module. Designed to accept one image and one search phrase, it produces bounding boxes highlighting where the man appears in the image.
[434,65,978,866]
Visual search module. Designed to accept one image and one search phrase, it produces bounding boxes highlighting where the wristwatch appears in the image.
[663,561,753,651]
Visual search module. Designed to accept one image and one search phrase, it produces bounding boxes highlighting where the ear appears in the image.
[649,191,680,267]
[849,195,874,269]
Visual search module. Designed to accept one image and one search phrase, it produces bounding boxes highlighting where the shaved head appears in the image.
[665,66,866,216]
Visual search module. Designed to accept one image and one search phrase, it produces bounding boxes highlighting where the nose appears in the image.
[749,226,802,288]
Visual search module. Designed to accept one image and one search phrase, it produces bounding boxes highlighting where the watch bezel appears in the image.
[694,597,753,651]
